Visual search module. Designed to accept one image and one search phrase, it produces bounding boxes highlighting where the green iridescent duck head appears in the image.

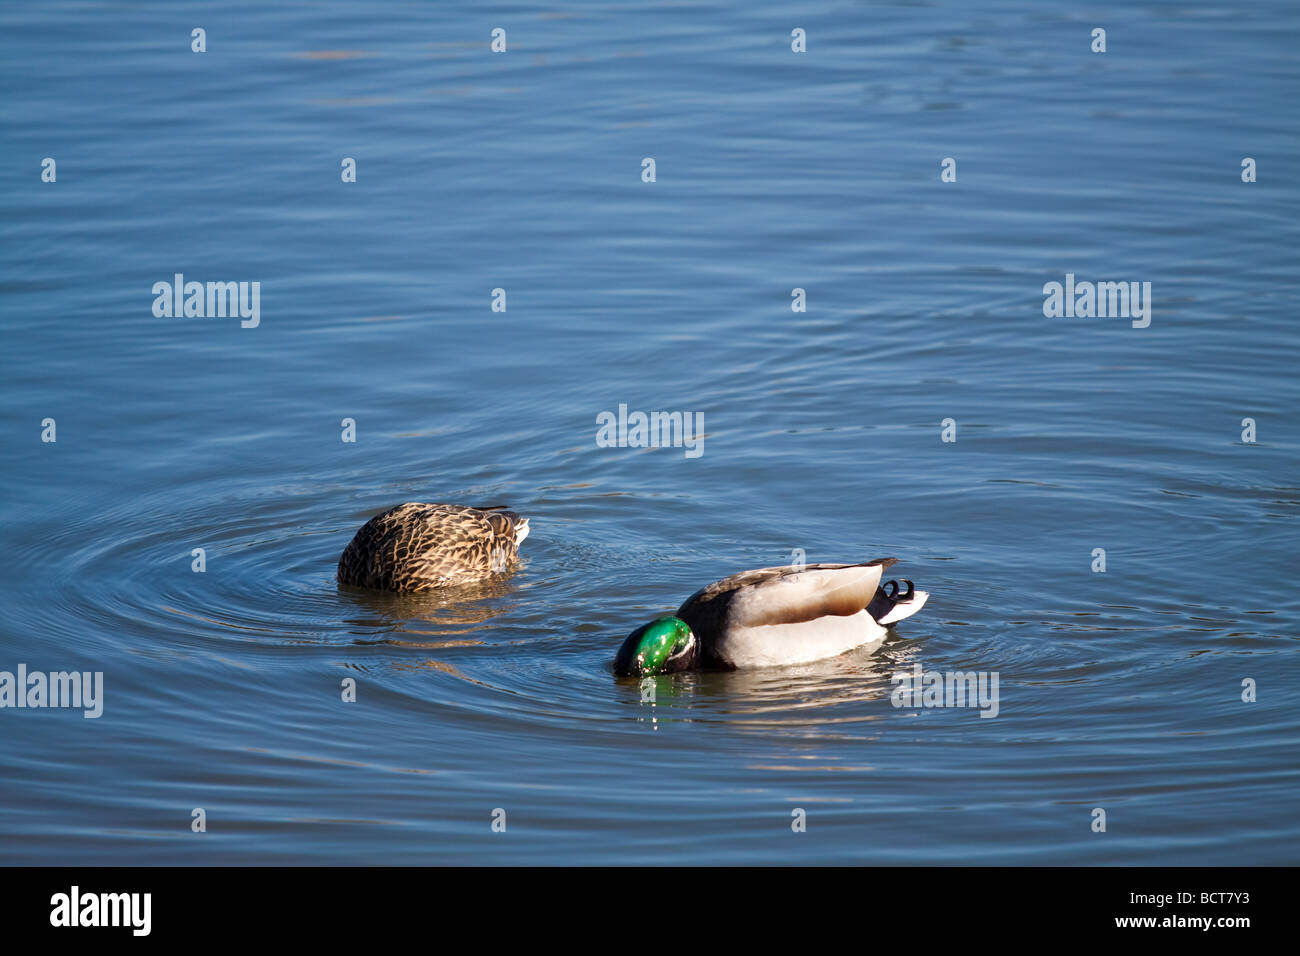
[613,616,699,676]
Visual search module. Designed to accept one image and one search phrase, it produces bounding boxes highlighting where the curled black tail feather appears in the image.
[868,580,915,624]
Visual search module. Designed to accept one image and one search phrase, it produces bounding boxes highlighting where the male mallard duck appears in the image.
[614,559,928,675]
[337,502,529,591]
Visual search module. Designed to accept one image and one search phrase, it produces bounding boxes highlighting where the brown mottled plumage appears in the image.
[337,503,530,591]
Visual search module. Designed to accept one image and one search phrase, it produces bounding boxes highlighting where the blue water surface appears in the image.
[1,0,1297,864]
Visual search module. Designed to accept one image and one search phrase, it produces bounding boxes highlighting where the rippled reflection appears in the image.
[337,574,524,643]
[613,639,918,726]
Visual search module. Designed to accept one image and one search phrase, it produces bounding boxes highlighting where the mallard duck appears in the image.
[337,502,529,591]
[613,559,928,675]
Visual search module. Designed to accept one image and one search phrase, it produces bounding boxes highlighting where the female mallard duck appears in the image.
[337,502,529,591]
[614,559,928,676]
